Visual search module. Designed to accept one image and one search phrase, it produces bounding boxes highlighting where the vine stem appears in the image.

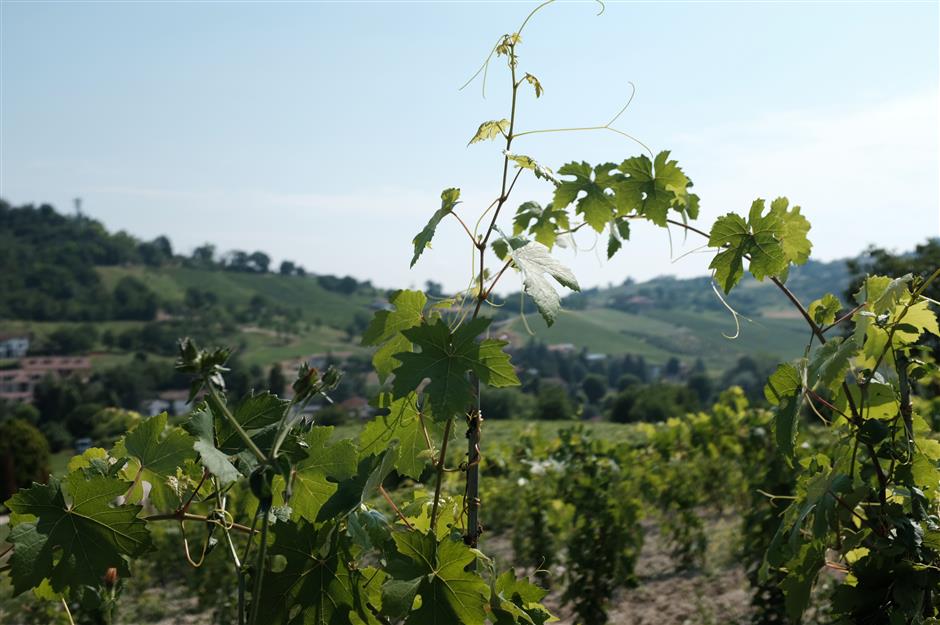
[247,516,269,625]
[181,469,209,513]
[61,597,76,625]
[144,511,256,534]
[379,486,415,530]
[430,417,455,532]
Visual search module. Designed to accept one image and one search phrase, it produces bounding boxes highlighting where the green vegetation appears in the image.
[2,4,939,625]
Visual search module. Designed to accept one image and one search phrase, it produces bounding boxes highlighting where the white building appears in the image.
[0,334,30,359]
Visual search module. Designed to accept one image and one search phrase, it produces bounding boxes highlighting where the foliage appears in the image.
[555,428,643,625]
[0,418,50,503]
[2,5,938,625]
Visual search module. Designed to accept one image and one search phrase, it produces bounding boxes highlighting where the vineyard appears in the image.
[2,3,939,625]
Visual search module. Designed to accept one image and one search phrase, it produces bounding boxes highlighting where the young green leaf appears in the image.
[512,201,570,248]
[468,119,509,145]
[392,318,519,419]
[362,289,427,382]
[272,426,357,522]
[617,151,696,226]
[552,162,618,232]
[114,412,196,508]
[808,293,842,327]
[764,362,802,406]
[185,405,241,485]
[522,73,543,97]
[510,241,581,326]
[505,153,557,183]
[808,337,857,393]
[708,198,812,293]
[411,188,461,267]
[359,392,440,480]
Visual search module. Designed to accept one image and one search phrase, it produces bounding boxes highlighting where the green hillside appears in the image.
[96,266,375,328]
[506,306,808,371]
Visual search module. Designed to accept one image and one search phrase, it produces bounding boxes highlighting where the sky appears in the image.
[2,0,938,294]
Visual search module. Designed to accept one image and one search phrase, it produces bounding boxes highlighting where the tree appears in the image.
[609,383,699,423]
[0,419,50,503]
[45,324,98,353]
[268,363,286,396]
[535,384,574,421]
[664,356,681,378]
[192,243,216,266]
[113,276,158,320]
[279,260,296,275]
[248,251,271,273]
[480,387,534,420]
[581,373,607,404]
[686,373,713,406]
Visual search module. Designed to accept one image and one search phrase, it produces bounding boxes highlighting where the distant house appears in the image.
[141,389,194,417]
[339,396,372,420]
[0,355,92,403]
[20,355,91,379]
[0,369,42,402]
[0,334,30,359]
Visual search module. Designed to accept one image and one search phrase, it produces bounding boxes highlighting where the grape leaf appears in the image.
[384,532,490,625]
[316,446,400,522]
[808,337,857,393]
[863,274,914,314]
[808,293,842,327]
[894,299,940,345]
[780,542,825,623]
[255,520,361,625]
[505,153,557,183]
[392,318,519,420]
[362,289,427,383]
[764,362,802,406]
[708,198,811,293]
[273,426,357,522]
[523,73,543,98]
[468,119,509,145]
[606,219,631,259]
[359,392,439,480]
[512,201,570,249]
[552,162,618,232]
[617,151,694,226]
[411,188,461,267]
[6,473,151,596]
[510,241,580,326]
[185,404,241,485]
[213,391,288,455]
[116,412,195,508]
[491,569,553,625]
[768,197,812,265]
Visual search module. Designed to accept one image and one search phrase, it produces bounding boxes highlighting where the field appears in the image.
[508,306,808,370]
[96,266,376,327]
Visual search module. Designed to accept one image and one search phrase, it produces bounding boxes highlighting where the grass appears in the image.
[330,419,643,449]
[232,325,362,367]
[508,306,807,370]
[49,449,74,476]
[96,266,377,328]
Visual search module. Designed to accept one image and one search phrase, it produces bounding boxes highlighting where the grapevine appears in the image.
[2,3,938,625]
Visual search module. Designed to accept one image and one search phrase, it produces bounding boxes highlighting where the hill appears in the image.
[0,200,851,374]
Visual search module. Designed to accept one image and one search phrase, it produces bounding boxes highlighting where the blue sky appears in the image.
[2,1,938,293]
